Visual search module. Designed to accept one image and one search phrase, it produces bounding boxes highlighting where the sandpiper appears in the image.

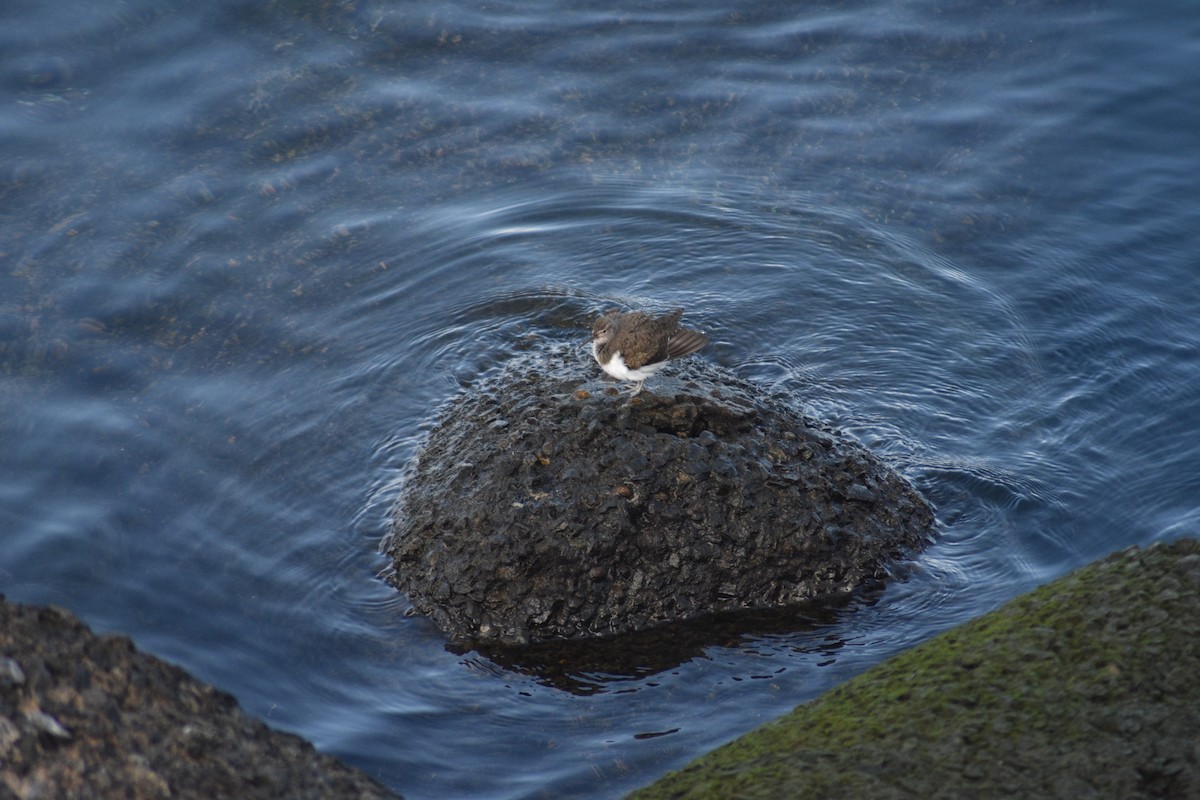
[590,308,708,395]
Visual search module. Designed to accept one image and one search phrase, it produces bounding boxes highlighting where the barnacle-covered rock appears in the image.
[387,346,933,645]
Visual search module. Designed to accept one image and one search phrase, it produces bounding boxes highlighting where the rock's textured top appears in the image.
[0,598,400,800]
[630,537,1200,800]
[387,347,933,645]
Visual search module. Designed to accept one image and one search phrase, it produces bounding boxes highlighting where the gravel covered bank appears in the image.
[0,599,399,800]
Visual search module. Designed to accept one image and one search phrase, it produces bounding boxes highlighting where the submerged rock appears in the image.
[387,346,933,646]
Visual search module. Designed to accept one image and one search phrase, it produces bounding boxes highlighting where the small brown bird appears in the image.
[590,308,708,395]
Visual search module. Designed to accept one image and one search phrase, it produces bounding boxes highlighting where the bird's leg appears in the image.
[629,380,645,396]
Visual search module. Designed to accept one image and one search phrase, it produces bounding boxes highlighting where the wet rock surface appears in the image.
[0,597,399,800]
[631,537,1200,800]
[387,347,934,646]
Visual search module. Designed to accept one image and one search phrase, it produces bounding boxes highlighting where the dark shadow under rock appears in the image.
[468,594,862,695]
[386,345,934,646]
[0,598,400,800]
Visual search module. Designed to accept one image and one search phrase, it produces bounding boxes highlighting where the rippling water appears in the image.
[3,1,1197,797]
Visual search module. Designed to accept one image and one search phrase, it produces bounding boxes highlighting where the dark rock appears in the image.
[386,346,933,646]
[0,597,400,800]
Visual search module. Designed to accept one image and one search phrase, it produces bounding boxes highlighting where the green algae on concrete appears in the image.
[630,538,1200,800]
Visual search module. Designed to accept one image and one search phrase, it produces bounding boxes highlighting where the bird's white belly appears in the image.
[594,346,664,381]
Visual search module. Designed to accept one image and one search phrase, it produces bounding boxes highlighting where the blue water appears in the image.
[2,0,1197,797]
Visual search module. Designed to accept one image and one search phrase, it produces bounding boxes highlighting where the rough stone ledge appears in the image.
[387,346,934,646]
[0,597,400,800]
[629,537,1200,800]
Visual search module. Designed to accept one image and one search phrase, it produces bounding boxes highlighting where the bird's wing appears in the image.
[666,328,708,359]
[621,337,668,370]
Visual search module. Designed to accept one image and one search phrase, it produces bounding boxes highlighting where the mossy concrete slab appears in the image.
[630,538,1200,799]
